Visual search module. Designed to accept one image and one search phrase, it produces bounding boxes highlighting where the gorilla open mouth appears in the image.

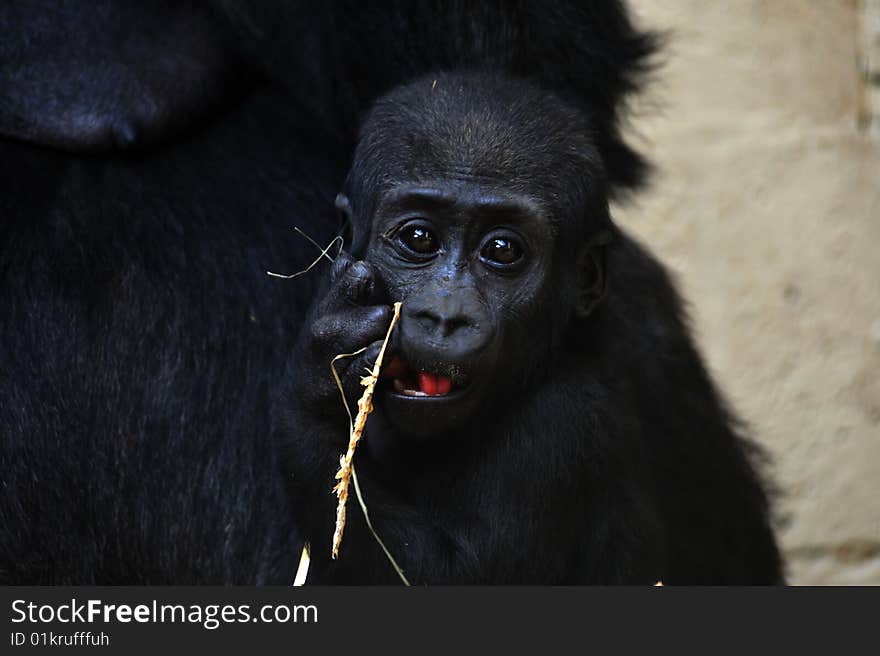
[381,355,464,398]
[377,354,484,440]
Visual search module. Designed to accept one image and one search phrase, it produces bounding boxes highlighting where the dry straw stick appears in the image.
[331,301,402,559]
[267,232,343,279]
[349,459,410,585]
[293,543,310,586]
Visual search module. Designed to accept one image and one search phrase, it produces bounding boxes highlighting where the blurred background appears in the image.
[618,0,880,584]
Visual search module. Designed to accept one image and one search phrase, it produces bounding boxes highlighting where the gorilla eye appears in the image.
[481,237,524,267]
[398,225,439,255]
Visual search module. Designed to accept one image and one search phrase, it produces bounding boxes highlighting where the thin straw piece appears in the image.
[331,302,402,559]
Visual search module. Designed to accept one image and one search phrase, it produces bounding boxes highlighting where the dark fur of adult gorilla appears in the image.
[0,0,782,584]
[279,74,784,585]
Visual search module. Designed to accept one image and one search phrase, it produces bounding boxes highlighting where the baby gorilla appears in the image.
[278,73,784,584]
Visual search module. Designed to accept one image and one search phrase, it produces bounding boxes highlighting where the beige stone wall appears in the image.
[621,0,880,584]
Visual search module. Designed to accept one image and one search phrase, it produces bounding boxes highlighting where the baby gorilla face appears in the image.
[338,73,611,440]
[362,177,561,439]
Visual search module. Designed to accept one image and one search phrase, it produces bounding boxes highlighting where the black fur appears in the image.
[278,74,783,584]
[0,1,776,584]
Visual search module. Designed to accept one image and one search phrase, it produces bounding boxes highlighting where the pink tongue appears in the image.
[417,371,453,396]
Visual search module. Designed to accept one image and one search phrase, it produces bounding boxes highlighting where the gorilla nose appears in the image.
[401,297,493,358]
[412,308,473,338]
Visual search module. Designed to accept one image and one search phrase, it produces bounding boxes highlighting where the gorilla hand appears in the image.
[288,253,393,434]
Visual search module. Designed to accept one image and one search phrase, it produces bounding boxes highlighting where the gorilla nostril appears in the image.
[413,312,437,333]
[442,316,472,335]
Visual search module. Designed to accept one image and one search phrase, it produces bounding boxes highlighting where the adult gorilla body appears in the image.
[0,1,661,584]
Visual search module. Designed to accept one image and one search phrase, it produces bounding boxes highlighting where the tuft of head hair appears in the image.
[347,73,611,247]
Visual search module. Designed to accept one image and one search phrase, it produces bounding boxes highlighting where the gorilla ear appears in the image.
[335,193,354,247]
[335,192,353,220]
[574,230,611,318]
[336,189,372,257]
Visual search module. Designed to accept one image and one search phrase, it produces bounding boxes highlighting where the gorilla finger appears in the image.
[339,259,388,307]
[337,340,384,401]
[317,256,376,313]
[329,251,354,282]
[345,261,374,304]
[342,304,395,345]
[308,304,393,352]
